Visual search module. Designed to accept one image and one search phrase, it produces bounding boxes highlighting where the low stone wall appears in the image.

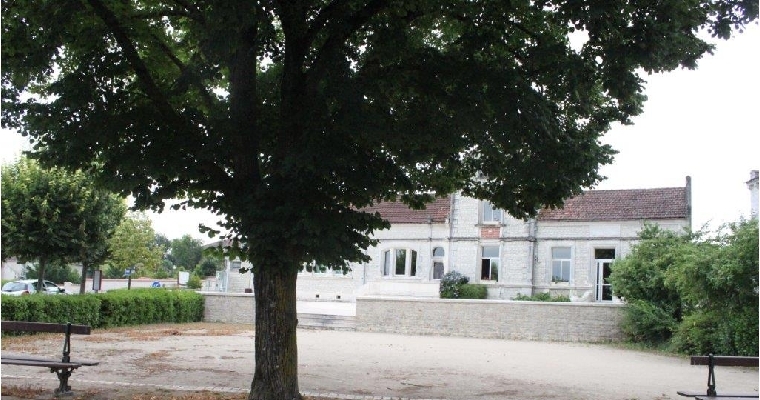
[202,292,255,324]
[201,293,625,342]
[356,296,625,342]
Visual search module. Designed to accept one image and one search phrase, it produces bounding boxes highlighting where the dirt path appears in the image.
[1,323,757,400]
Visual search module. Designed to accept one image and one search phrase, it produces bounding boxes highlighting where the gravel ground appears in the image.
[1,322,757,400]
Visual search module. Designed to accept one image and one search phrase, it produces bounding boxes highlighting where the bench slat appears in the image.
[1,321,91,335]
[1,352,100,366]
[690,356,759,367]
[1,358,83,369]
[694,396,759,399]
[680,391,759,398]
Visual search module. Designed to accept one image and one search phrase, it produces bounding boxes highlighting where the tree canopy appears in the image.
[104,212,165,278]
[170,234,204,270]
[1,157,125,292]
[2,1,756,398]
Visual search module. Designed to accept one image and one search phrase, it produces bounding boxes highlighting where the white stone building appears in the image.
[748,170,758,218]
[225,180,691,302]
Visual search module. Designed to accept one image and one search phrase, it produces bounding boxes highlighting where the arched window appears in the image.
[432,247,445,280]
[382,248,418,277]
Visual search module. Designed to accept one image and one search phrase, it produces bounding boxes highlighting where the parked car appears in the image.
[1,280,37,295]
[29,279,69,294]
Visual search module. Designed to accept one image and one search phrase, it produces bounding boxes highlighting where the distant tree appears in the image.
[1,157,122,293]
[196,256,223,277]
[154,233,175,275]
[106,213,164,278]
[171,235,204,270]
[3,1,756,397]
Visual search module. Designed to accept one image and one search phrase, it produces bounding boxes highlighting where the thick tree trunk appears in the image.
[79,262,90,294]
[248,265,302,400]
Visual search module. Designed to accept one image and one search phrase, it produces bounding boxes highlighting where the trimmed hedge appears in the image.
[1,288,204,330]
[458,284,488,299]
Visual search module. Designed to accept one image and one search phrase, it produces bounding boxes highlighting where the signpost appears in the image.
[124,268,135,290]
[92,269,102,293]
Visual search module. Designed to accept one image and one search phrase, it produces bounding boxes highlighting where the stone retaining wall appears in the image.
[356,296,625,342]
[200,293,625,342]
[202,292,255,324]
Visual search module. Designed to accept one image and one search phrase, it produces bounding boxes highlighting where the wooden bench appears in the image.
[1,321,99,396]
[677,354,759,399]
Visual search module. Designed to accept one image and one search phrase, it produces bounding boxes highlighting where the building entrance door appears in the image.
[594,249,616,302]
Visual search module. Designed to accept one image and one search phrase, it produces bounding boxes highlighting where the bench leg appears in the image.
[51,368,74,397]
[707,354,716,397]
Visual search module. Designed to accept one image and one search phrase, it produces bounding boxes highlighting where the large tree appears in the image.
[1,157,124,294]
[2,1,756,398]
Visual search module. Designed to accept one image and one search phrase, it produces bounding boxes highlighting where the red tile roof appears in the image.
[362,196,451,224]
[538,187,689,221]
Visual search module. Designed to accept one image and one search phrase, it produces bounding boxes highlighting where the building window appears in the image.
[382,249,418,277]
[432,247,445,280]
[480,245,499,281]
[230,260,241,272]
[551,247,572,283]
[482,201,502,223]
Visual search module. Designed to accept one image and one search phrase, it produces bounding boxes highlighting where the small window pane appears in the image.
[410,250,417,276]
[383,250,390,276]
[482,246,499,258]
[595,249,616,259]
[395,249,407,275]
[433,262,444,280]
[552,247,571,259]
[433,247,444,257]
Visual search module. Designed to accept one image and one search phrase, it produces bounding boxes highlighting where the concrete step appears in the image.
[297,313,356,331]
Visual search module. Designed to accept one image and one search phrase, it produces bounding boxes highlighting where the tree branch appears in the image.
[86,0,231,188]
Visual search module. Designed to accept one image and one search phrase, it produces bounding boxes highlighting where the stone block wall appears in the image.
[202,292,255,324]
[356,296,624,342]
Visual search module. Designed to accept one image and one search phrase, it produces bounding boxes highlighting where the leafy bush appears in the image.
[187,274,202,289]
[458,284,488,299]
[608,225,688,346]
[620,300,677,344]
[610,219,758,356]
[439,271,469,299]
[512,292,571,302]
[1,289,204,330]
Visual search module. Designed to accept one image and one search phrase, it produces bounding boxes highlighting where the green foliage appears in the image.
[24,261,82,284]
[458,284,488,299]
[106,213,165,278]
[439,271,470,299]
[171,235,204,270]
[512,293,572,302]
[196,257,221,277]
[1,289,204,329]
[1,157,125,291]
[608,225,688,345]
[1,294,102,327]
[186,274,202,290]
[610,219,758,356]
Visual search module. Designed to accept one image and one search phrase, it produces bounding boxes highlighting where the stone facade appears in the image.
[222,183,691,303]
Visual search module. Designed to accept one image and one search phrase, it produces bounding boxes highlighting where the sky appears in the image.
[1,24,757,242]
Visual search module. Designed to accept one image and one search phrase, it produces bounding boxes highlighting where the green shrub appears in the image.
[458,284,487,299]
[620,299,677,345]
[1,289,204,331]
[512,292,571,302]
[439,271,469,299]
[187,274,202,289]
